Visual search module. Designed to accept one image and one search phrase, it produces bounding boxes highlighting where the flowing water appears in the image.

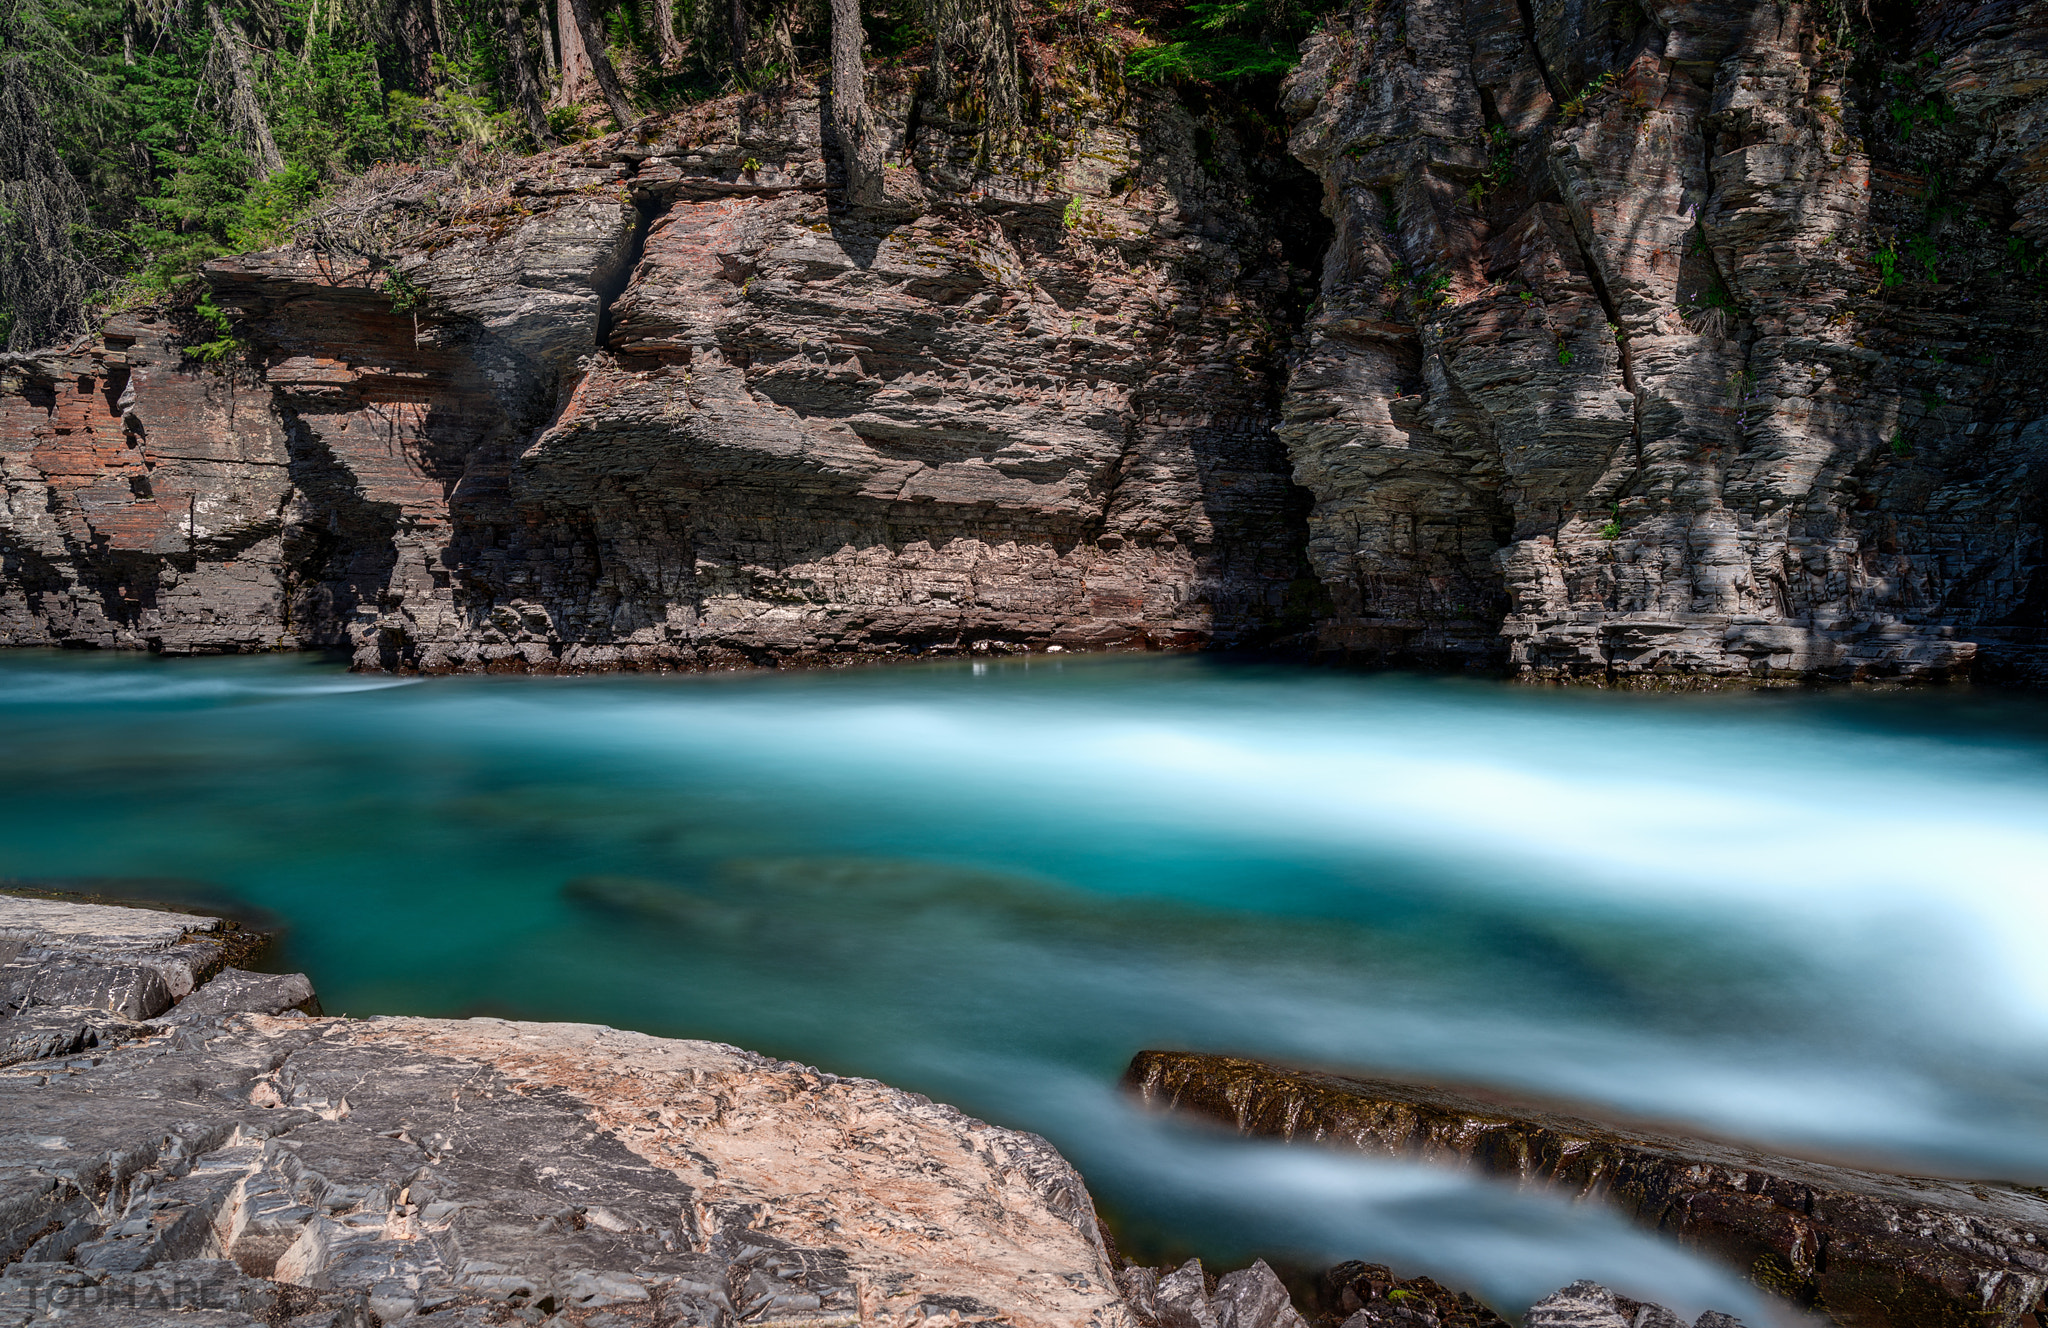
[6,651,2048,1322]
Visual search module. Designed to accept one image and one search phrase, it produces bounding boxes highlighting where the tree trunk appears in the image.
[830,0,922,211]
[500,0,558,146]
[728,0,747,75]
[550,0,590,106]
[537,0,558,78]
[830,0,882,206]
[644,0,685,69]
[427,0,451,63]
[564,0,635,128]
[205,3,285,179]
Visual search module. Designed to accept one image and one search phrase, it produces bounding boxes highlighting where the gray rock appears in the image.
[1157,1259,1221,1328]
[0,1006,143,1068]
[1523,1281,1735,1328]
[0,896,1140,1328]
[1130,1258,1314,1328]
[152,969,315,1025]
[1213,1260,1309,1328]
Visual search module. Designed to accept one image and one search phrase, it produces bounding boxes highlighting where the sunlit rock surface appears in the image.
[1277,0,2048,682]
[1,81,1317,670]
[1126,1050,2048,1328]
[0,896,1137,1327]
[1525,1280,1743,1328]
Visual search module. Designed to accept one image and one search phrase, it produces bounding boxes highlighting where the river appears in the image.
[6,650,2047,1321]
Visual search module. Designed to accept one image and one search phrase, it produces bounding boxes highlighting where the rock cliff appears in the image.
[1,76,1319,671]
[1277,0,2048,681]
[5,0,2048,680]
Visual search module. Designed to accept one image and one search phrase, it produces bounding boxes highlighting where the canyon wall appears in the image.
[1,79,1319,671]
[1279,0,2048,681]
[3,0,2047,680]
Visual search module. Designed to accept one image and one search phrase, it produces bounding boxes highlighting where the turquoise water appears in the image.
[7,651,2048,1320]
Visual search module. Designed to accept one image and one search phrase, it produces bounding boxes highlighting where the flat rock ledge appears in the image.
[1125,1051,2048,1328]
[0,896,1135,1328]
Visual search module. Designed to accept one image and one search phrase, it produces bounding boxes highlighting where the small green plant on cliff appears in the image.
[186,293,249,366]
[381,270,424,316]
[1559,70,1616,122]
[742,158,763,174]
[1889,429,1912,457]
[1872,240,1903,288]
[1600,502,1621,540]
[1683,273,1742,335]
[1063,196,1087,229]
[1906,233,1941,283]
[1885,57,1955,142]
[1463,125,1517,206]
[1557,344,1574,366]
[382,269,425,347]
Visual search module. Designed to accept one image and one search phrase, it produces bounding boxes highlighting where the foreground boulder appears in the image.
[0,895,1139,1326]
[0,893,249,1065]
[1125,1051,2048,1328]
[1118,1257,1309,1328]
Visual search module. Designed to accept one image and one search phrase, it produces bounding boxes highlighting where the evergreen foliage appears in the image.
[1125,0,1331,86]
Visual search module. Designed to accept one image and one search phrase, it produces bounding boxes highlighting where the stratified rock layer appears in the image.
[1277,0,2048,682]
[1124,1050,2048,1328]
[3,77,1318,670]
[0,896,1136,1327]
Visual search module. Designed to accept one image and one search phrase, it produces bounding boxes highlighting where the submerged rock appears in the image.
[0,895,1138,1326]
[1125,1051,2048,1328]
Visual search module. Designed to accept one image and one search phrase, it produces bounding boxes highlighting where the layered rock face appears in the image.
[1278,0,2048,681]
[0,321,297,652]
[3,81,1318,670]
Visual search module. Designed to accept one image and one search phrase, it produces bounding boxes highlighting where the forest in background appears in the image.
[0,0,1334,351]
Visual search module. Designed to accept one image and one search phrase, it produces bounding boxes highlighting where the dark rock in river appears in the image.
[1320,1261,1512,1328]
[1124,1050,2048,1328]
